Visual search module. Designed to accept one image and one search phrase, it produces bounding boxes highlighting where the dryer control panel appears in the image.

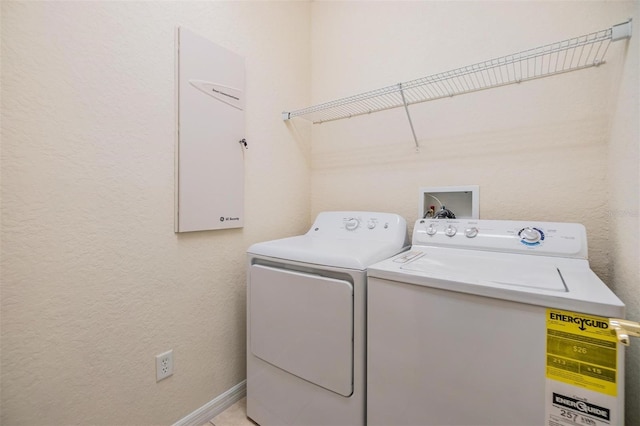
[308,211,408,244]
[413,219,588,259]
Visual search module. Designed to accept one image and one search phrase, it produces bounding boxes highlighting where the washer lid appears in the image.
[368,247,625,317]
[400,249,567,292]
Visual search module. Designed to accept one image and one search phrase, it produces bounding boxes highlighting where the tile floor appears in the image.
[202,397,256,426]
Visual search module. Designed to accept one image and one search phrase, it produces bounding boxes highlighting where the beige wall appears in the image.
[608,3,640,424]
[2,1,639,425]
[1,2,311,424]
[309,0,639,422]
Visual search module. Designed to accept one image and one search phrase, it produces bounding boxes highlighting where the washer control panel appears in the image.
[413,219,587,259]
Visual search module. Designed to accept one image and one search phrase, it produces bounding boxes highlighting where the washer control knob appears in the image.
[345,218,360,231]
[520,227,542,243]
[426,224,437,235]
[465,227,479,238]
[444,225,457,237]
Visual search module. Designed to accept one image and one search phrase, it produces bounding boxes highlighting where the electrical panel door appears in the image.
[175,27,245,232]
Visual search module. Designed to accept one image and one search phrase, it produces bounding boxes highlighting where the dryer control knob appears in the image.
[465,227,479,238]
[520,227,541,243]
[444,225,457,237]
[426,224,437,235]
[345,218,360,231]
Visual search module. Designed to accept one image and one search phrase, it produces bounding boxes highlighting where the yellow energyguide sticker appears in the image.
[546,309,618,396]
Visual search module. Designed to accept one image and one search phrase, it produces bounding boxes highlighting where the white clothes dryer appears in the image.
[246,211,408,426]
[367,219,626,426]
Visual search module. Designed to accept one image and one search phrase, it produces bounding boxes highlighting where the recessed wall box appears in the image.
[419,186,479,219]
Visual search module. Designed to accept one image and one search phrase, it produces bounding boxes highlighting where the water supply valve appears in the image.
[609,318,640,346]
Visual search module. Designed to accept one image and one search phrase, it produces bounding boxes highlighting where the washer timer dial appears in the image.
[518,227,545,246]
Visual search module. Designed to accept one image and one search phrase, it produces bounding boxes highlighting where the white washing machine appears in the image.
[367,219,626,426]
[246,211,408,426]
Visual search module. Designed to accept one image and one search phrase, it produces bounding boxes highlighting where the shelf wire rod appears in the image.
[507,60,516,82]
[357,99,376,115]
[511,54,520,82]
[596,39,609,62]
[585,33,599,62]
[460,72,473,92]
[460,69,470,91]
[508,55,516,81]
[495,62,504,83]
[491,60,500,85]
[453,76,466,94]
[498,61,509,84]
[585,34,597,62]
[553,46,561,73]
[412,83,431,102]
[379,92,402,108]
[585,37,596,65]
[569,38,579,69]
[449,70,465,94]
[451,70,469,92]
[399,83,420,150]
[368,94,397,111]
[442,73,457,96]
[543,45,550,74]
[437,73,452,95]
[422,82,438,100]
[529,53,535,76]
[428,78,444,98]
[431,78,446,97]
[439,76,455,96]
[561,40,570,70]
[478,66,489,88]
[576,38,587,68]
[451,72,467,94]
[438,79,453,97]
[424,81,440,100]
[459,72,472,92]
[404,87,419,103]
[592,39,606,64]
[597,38,612,65]
[465,71,478,91]
[471,67,483,89]
[468,71,480,90]
[484,67,494,87]
[496,58,505,84]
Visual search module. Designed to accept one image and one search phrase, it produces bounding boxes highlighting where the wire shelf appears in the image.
[283,20,632,127]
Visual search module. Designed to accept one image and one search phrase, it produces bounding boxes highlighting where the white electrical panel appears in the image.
[175,27,245,232]
[419,186,479,219]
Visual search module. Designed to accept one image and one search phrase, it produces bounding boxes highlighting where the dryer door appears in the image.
[249,264,354,396]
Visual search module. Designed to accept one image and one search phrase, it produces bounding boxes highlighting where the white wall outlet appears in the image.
[156,349,174,382]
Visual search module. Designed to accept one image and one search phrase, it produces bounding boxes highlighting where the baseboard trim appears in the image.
[173,380,247,426]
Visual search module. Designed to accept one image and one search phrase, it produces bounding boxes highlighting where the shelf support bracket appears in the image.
[611,19,632,41]
[399,83,420,151]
